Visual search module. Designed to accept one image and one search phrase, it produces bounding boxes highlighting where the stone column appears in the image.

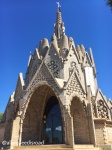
[65,107,74,147]
[87,86,96,146]
[87,102,96,145]
[10,112,21,149]
[18,119,23,146]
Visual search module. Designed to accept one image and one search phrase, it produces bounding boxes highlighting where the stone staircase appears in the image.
[13,144,100,150]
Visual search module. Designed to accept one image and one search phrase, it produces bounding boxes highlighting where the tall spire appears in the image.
[54,2,65,39]
[56,2,62,23]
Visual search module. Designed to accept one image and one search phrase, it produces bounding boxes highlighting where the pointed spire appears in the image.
[56,2,62,24]
[54,3,65,39]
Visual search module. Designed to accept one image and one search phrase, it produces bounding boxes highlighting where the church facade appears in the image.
[0,5,112,150]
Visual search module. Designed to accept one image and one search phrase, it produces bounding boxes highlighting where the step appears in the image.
[14,148,73,150]
[73,145,99,150]
[13,145,99,150]
[13,145,73,150]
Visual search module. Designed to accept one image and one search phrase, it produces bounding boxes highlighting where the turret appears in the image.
[60,34,69,59]
[39,38,49,58]
[68,37,75,48]
[76,45,83,63]
[51,34,59,51]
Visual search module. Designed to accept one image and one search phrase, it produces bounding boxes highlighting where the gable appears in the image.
[66,70,86,99]
[27,62,62,93]
[95,89,108,107]
[25,49,42,88]
[95,89,110,119]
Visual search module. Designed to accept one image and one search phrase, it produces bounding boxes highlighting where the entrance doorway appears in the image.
[43,96,63,144]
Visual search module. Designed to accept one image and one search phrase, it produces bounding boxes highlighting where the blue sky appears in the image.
[0,0,112,113]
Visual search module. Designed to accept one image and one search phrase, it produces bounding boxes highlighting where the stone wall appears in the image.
[95,121,104,144]
[3,121,13,142]
[107,126,112,144]
[0,123,5,144]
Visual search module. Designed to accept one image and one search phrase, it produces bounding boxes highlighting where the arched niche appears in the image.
[70,96,90,144]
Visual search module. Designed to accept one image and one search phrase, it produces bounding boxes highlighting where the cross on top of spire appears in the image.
[56,2,61,8]
[56,2,61,11]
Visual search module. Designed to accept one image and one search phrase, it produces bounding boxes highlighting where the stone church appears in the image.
[0,4,112,150]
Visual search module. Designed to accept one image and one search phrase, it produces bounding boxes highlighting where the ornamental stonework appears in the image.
[66,71,85,98]
[47,60,59,78]
[69,61,81,80]
[27,63,59,93]
[97,100,109,119]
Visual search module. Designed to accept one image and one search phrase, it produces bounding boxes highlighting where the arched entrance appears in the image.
[70,97,90,144]
[21,85,64,145]
[43,96,63,144]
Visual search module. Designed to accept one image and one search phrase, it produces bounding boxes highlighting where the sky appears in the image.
[0,0,112,113]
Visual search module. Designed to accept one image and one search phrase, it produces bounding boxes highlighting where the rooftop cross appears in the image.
[56,2,61,8]
[56,2,61,11]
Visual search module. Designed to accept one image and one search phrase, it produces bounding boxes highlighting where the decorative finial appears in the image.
[56,2,61,8]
